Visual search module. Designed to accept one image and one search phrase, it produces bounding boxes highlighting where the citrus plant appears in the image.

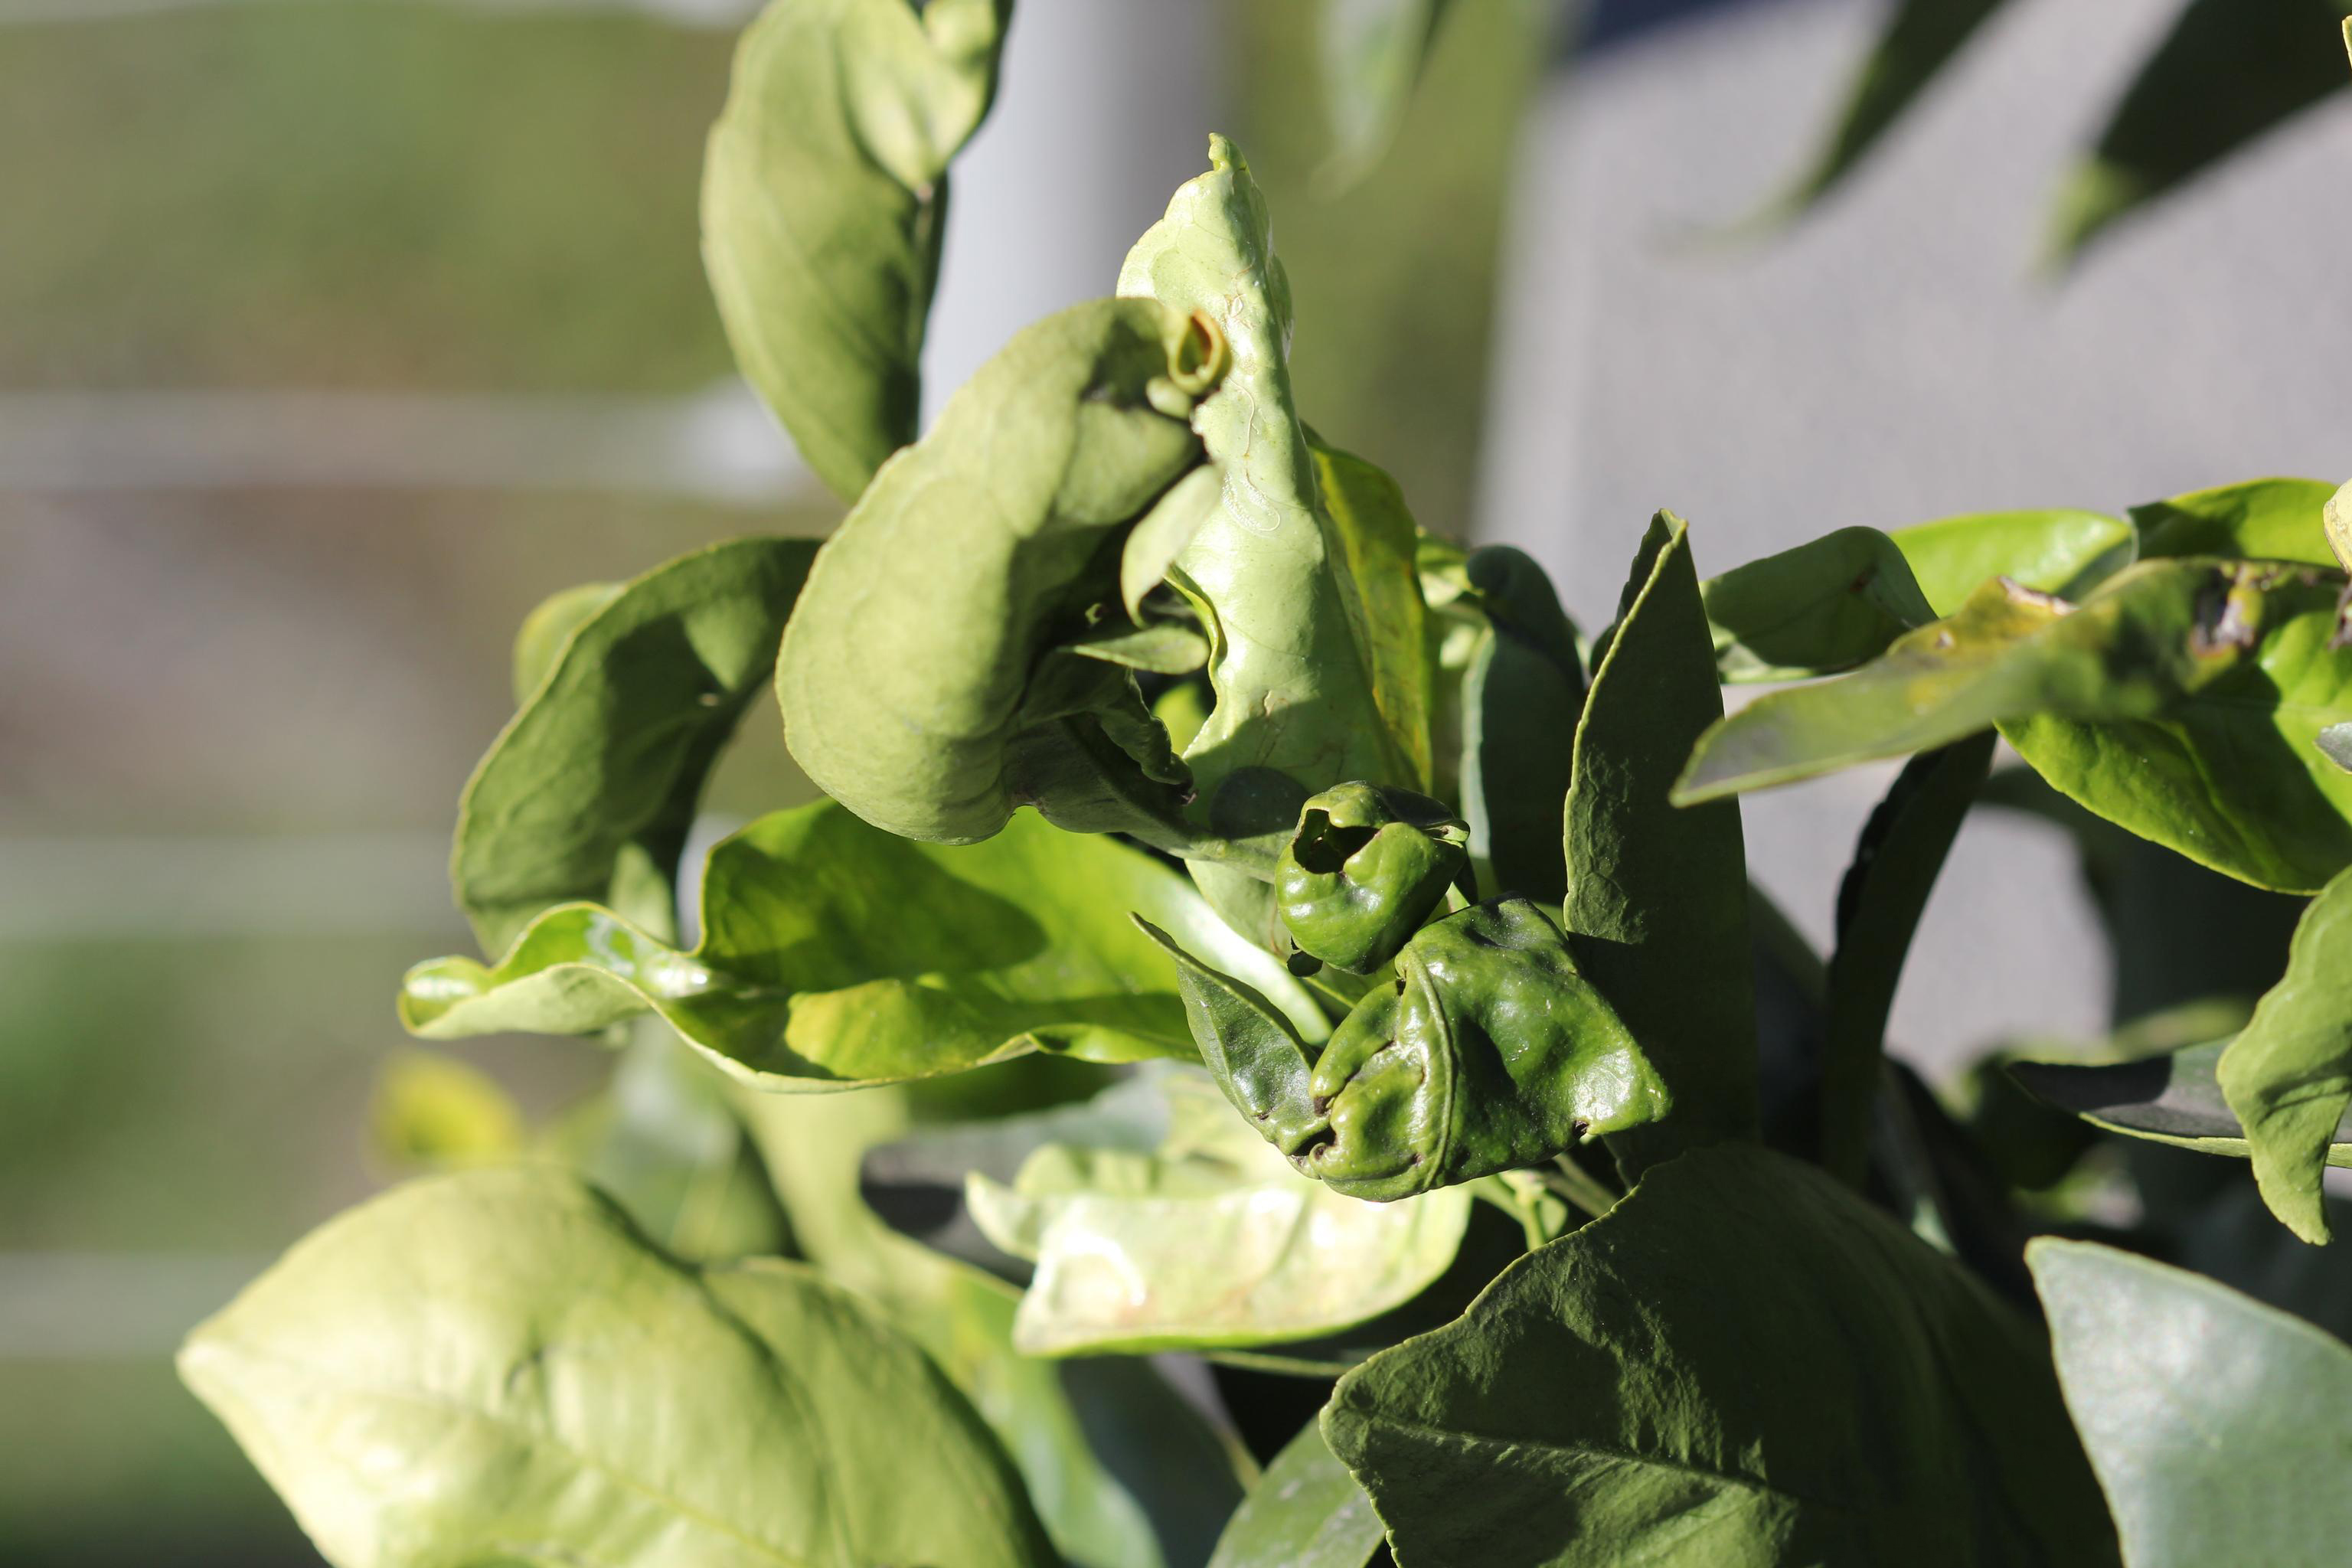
[182,4,2352,1564]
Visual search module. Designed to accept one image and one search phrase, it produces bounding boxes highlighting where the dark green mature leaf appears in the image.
[456,537,816,955]
[1455,546,1584,903]
[703,0,1011,500]
[1148,900,1666,1201]
[2048,0,2352,261]
[1567,513,1756,1171]
[1118,137,1423,825]
[1701,525,1936,681]
[1759,0,2018,220]
[2014,1034,2352,1168]
[1892,507,2135,615]
[1317,0,1455,191]
[736,1080,1247,1568]
[1680,557,2352,890]
[1323,1143,2119,1568]
[407,801,1323,1090]
[2220,865,2352,1242]
[180,1168,1056,1568]
[965,1069,1472,1354]
[1821,733,1995,1186]
[1276,780,1468,974]
[2134,476,2341,566]
[1207,1422,1386,1568]
[778,296,1224,849]
[2030,1238,2352,1568]
[1316,439,1437,792]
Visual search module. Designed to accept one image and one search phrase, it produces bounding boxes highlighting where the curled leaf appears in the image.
[778,296,1227,848]
[1701,524,1936,682]
[703,0,1012,499]
[1276,781,1468,974]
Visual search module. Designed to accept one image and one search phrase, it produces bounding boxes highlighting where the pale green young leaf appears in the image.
[1316,0,1455,191]
[966,1069,1472,1354]
[455,537,816,954]
[703,0,1011,499]
[180,1168,1055,1568]
[508,580,619,704]
[1891,506,2135,614]
[407,801,1321,1091]
[2219,865,2352,1243]
[1566,513,1756,1171]
[777,296,1223,850]
[2030,1238,2352,1568]
[1207,1421,1386,1568]
[1323,1144,2118,1567]
[366,1051,524,1171]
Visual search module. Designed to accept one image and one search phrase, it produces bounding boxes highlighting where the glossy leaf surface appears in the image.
[1891,506,2135,616]
[1324,1143,2118,1566]
[456,537,817,953]
[1118,137,1419,820]
[1276,780,1468,973]
[1206,1421,1386,1568]
[965,1069,1470,1354]
[2031,1238,2352,1568]
[2050,0,2352,260]
[181,1168,1054,1568]
[2133,476,2341,567]
[2219,864,2352,1242]
[1701,524,1934,681]
[1567,514,1756,1171]
[777,296,1219,847]
[408,801,1321,1090]
[704,0,1011,499]
[2013,1037,2352,1168]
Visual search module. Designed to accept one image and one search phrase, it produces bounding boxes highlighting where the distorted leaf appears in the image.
[1700,524,1936,681]
[965,1069,1470,1354]
[1276,780,1468,974]
[407,802,1323,1091]
[1567,513,1757,1172]
[181,1168,1056,1568]
[2048,0,2352,260]
[2030,1238,2352,1568]
[777,296,1224,849]
[2219,864,2352,1242]
[1207,1421,1386,1568]
[704,0,1012,498]
[1323,1143,2118,1566]
[455,537,817,953]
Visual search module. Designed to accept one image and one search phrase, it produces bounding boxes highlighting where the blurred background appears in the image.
[2,0,2346,1561]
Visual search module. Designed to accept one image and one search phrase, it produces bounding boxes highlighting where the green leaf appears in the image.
[455,537,817,954]
[1315,437,1438,793]
[965,1068,1472,1354]
[1276,780,1468,974]
[1755,0,2018,220]
[1323,1143,2119,1567]
[541,1027,789,1263]
[180,1168,1056,1568]
[2030,1238,2352,1568]
[1118,137,1422,822]
[2134,476,2341,567]
[703,0,1011,500]
[509,580,620,704]
[407,800,1323,1090]
[2013,1033,2352,1169]
[1821,733,1995,1187]
[1207,1421,1386,1568]
[1700,525,1936,681]
[366,1050,524,1171]
[777,296,1224,849]
[2048,0,2352,261]
[2220,865,2352,1242]
[1454,546,1584,903]
[734,1079,1249,1568]
[1566,513,1757,1171]
[1891,506,2135,616]
[1316,0,1455,191]
[2325,477,2352,571]
[1679,557,2352,891]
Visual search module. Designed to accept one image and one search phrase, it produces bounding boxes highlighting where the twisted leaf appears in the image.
[1276,780,1468,974]
[456,537,817,954]
[777,296,1225,848]
[181,1168,1055,1568]
[703,0,1012,499]
[408,802,1319,1091]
